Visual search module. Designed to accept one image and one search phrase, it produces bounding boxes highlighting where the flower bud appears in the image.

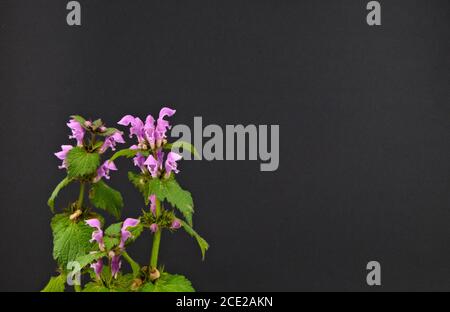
[150,223,158,233]
[171,219,181,230]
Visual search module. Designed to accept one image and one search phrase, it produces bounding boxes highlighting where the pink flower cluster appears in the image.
[85,218,140,279]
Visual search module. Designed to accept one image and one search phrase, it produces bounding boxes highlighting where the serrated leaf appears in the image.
[147,178,194,225]
[164,179,194,225]
[41,274,66,292]
[89,181,123,219]
[180,220,209,260]
[128,172,150,202]
[82,282,110,292]
[112,274,135,291]
[129,223,144,242]
[66,147,100,178]
[140,273,195,292]
[165,140,200,159]
[148,178,167,200]
[73,251,107,273]
[104,236,120,250]
[110,149,138,161]
[48,176,72,212]
[104,222,122,236]
[51,214,94,266]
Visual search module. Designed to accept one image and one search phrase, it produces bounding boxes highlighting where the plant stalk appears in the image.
[77,182,85,209]
[150,199,162,270]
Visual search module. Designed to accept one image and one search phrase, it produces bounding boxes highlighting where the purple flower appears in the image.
[164,152,182,178]
[150,223,158,233]
[149,194,157,215]
[100,131,125,153]
[119,218,140,249]
[85,219,105,251]
[143,150,165,178]
[119,108,175,150]
[133,153,146,172]
[144,115,156,149]
[110,252,122,279]
[54,145,73,169]
[155,107,176,146]
[94,160,117,183]
[90,259,103,279]
[67,119,85,146]
[117,115,145,142]
[171,219,181,230]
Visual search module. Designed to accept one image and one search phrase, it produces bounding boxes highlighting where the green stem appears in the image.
[150,199,162,270]
[122,251,140,277]
[74,284,81,292]
[77,182,85,209]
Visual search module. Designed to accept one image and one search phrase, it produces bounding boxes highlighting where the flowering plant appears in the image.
[42,108,208,292]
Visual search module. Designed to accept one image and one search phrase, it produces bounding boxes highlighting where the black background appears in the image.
[0,0,449,291]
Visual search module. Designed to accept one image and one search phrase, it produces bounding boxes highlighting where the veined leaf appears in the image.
[41,274,66,292]
[66,147,100,178]
[128,172,151,203]
[48,176,72,212]
[82,282,110,292]
[164,179,194,225]
[104,222,122,236]
[89,181,123,219]
[51,214,93,266]
[164,140,200,159]
[147,177,194,225]
[73,251,107,273]
[180,220,209,260]
[140,273,195,292]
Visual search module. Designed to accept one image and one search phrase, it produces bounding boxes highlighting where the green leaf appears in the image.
[82,282,111,292]
[180,220,209,260]
[99,127,121,137]
[41,274,66,292]
[140,273,195,292]
[128,172,150,202]
[110,149,138,161]
[73,251,107,273]
[104,221,143,249]
[104,222,122,236]
[104,236,120,250]
[148,178,167,200]
[51,214,93,266]
[71,115,87,128]
[147,177,194,225]
[89,181,124,219]
[91,141,104,151]
[112,274,135,291]
[164,141,200,159]
[129,223,144,242]
[164,178,194,226]
[47,177,72,212]
[66,147,100,178]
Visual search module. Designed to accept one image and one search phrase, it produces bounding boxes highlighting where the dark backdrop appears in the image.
[0,0,449,291]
